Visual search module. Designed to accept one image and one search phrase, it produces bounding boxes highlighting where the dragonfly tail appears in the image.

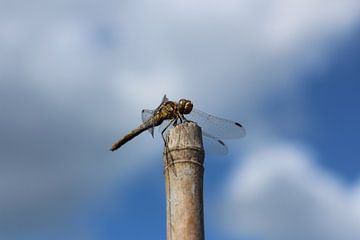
[110,119,159,152]
[110,121,154,151]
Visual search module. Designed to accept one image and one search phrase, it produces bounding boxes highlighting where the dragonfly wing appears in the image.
[161,94,169,104]
[142,94,168,122]
[141,109,155,136]
[141,108,173,137]
[141,109,154,122]
[142,108,228,155]
[203,132,228,155]
[141,95,169,136]
[154,117,228,155]
[187,108,246,139]
[153,94,168,114]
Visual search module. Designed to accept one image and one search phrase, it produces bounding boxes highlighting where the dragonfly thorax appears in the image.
[157,101,178,121]
[155,99,192,123]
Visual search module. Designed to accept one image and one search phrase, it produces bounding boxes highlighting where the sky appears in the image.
[1,0,360,239]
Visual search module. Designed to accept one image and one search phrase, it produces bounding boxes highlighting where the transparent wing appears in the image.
[141,109,154,122]
[141,109,155,136]
[142,109,177,136]
[141,95,169,137]
[161,94,169,105]
[202,132,228,155]
[142,112,227,155]
[186,108,246,139]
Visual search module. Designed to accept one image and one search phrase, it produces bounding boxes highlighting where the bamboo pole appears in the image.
[163,122,205,240]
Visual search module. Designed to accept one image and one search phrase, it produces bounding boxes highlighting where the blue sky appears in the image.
[304,33,360,181]
[1,1,360,240]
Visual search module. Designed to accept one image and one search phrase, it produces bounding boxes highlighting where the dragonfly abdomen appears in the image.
[110,118,163,151]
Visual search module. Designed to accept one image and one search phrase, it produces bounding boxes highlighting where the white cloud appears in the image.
[116,0,360,108]
[221,143,360,240]
[1,0,360,238]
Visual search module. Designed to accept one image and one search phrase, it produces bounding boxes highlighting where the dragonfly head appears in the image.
[178,99,193,114]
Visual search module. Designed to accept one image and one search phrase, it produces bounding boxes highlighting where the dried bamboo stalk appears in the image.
[163,122,205,240]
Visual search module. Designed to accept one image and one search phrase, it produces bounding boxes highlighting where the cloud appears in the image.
[221,143,360,240]
[113,0,360,110]
[1,0,360,238]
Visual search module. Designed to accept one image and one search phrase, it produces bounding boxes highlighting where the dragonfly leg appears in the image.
[161,119,175,141]
[150,123,155,138]
[162,118,177,177]
[181,114,192,123]
[173,118,179,126]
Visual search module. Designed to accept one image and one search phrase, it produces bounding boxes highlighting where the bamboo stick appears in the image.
[163,122,205,240]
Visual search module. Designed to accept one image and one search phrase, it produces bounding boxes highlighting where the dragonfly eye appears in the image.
[179,99,193,114]
[184,101,193,114]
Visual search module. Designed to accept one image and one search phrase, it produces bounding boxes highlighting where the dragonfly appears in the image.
[110,95,245,154]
